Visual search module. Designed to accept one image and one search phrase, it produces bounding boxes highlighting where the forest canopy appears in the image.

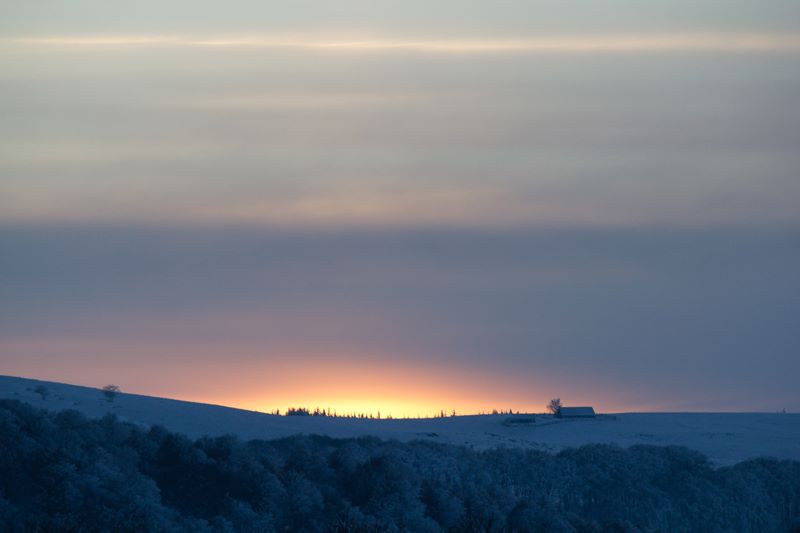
[0,399,798,532]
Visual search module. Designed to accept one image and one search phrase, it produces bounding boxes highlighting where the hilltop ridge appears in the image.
[1,374,798,465]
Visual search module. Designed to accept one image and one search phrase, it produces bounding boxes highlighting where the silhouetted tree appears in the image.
[102,384,120,402]
[547,398,562,415]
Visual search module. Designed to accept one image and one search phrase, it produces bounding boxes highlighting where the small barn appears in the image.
[558,406,596,418]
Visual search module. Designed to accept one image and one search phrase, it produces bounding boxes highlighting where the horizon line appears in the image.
[1,375,794,418]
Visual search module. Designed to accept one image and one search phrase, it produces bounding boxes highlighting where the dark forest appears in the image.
[1,400,799,532]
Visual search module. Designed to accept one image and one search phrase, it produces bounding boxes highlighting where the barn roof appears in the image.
[559,406,596,417]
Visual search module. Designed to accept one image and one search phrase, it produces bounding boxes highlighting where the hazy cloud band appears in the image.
[5,33,800,53]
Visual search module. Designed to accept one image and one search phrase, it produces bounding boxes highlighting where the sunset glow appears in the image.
[1,0,799,415]
[2,3,800,530]
[1,336,650,417]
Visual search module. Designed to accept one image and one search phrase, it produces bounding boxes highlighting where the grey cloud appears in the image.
[2,50,799,226]
[3,1,800,37]
[1,223,798,410]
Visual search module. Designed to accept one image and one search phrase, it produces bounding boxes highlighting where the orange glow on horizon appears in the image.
[0,337,663,416]
[174,359,554,418]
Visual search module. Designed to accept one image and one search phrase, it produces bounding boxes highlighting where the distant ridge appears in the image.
[1,375,798,465]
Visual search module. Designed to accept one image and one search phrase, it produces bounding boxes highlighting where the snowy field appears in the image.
[1,375,797,466]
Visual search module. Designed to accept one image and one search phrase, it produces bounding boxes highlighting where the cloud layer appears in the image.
[2,37,799,228]
[2,1,799,413]
[2,224,798,412]
[7,33,800,52]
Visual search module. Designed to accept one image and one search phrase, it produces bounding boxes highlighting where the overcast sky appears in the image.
[1,1,798,414]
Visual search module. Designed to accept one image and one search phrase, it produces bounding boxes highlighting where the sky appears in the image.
[1,1,799,415]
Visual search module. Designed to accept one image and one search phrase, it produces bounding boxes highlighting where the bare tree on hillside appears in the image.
[547,398,562,415]
[102,384,120,402]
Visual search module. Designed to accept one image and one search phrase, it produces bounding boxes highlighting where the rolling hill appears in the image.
[1,374,797,466]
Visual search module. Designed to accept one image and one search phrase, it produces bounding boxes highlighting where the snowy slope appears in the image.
[1,375,797,466]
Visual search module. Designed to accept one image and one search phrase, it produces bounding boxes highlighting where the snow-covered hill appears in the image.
[1,375,797,466]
